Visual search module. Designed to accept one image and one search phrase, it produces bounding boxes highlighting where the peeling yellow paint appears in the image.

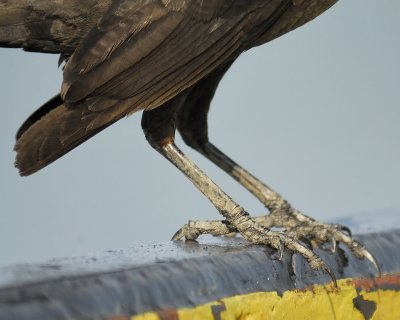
[363,290,399,320]
[132,275,400,320]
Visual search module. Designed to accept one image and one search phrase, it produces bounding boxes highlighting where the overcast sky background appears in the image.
[0,1,399,268]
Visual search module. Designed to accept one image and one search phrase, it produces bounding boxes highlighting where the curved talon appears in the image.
[299,236,313,250]
[171,225,200,241]
[362,249,381,276]
[321,263,337,287]
[308,256,337,287]
[338,224,352,237]
[172,213,380,285]
[287,218,379,275]
[171,226,186,241]
[348,239,381,276]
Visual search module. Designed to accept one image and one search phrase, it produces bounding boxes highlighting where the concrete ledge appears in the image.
[0,210,399,319]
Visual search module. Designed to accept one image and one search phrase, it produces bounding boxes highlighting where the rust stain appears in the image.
[157,308,179,320]
[295,285,316,294]
[326,282,341,294]
[353,273,400,292]
[295,281,340,294]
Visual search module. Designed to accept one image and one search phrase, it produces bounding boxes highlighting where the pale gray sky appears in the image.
[0,1,399,267]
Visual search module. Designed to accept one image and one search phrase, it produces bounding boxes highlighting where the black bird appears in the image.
[0,0,378,278]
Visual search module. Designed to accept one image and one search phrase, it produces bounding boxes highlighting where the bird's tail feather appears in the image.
[16,94,64,140]
[14,96,120,176]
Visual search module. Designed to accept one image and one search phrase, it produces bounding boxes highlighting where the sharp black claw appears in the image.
[322,264,337,287]
[171,227,185,241]
[299,236,313,250]
[339,225,352,237]
[363,250,381,276]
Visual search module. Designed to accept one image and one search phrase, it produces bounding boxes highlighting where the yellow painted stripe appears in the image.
[132,275,400,320]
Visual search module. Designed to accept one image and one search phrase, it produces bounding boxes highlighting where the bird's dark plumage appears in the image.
[0,0,337,175]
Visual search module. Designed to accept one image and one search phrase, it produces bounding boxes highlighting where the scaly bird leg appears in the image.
[172,65,378,273]
[142,101,336,283]
[162,143,336,282]
[192,142,379,272]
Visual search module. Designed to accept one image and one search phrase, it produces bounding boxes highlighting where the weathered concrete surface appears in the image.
[0,210,399,319]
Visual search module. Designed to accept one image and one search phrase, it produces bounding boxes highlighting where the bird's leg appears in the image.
[174,67,378,270]
[191,142,379,270]
[197,142,293,224]
[141,100,336,281]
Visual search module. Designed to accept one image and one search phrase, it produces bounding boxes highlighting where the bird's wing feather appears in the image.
[61,0,277,110]
[14,0,293,175]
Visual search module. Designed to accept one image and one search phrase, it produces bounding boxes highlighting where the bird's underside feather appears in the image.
[8,0,338,175]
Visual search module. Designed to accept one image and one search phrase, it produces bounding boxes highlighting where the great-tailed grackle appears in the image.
[0,0,379,279]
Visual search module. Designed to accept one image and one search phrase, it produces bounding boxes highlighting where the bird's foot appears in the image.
[172,214,337,284]
[171,219,237,240]
[254,208,380,273]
